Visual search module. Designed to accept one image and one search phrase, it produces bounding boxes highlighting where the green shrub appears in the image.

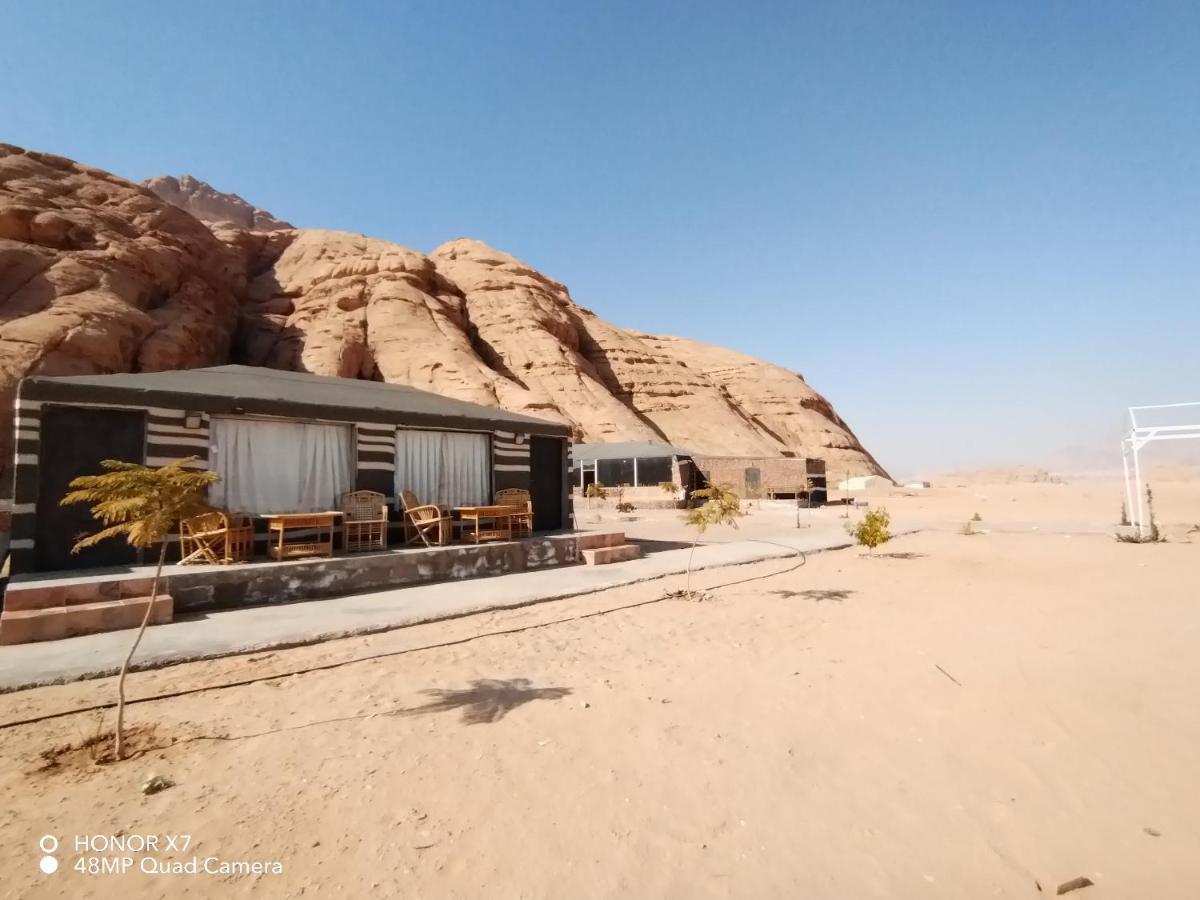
[1115,484,1163,543]
[854,507,892,554]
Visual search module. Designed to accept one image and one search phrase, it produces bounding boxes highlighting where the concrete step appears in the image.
[4,576,160,612]
[581,544,642,566]
[0,594,173,645]
[576,532,626,551]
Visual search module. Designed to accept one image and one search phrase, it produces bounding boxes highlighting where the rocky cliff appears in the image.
[142,174,291,232]
[0,145,888,481]
[0,146,244,473]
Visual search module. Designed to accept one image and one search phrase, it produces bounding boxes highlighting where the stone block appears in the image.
[576,532,626,551]
[581,544,642,566]
[0,594,173,644]
[0,607,68,643]
[118,577,157,598]
[2,584,65,612]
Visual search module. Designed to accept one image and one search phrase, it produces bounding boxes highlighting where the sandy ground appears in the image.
[0,477,1197,898]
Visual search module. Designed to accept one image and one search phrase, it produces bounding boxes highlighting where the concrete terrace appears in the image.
[0,525,852,691]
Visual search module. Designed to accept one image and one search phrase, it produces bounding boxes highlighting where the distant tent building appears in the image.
[569,441,700,496]
[571,440,829,506]
[836,474,890,492]
[691,455,827,504]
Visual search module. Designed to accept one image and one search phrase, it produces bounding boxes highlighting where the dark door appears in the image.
[529,437,564,531]
[36,407,146,571]
[744,467,761,497]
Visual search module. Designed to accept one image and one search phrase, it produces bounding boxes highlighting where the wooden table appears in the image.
[454,505,515,544]
[262,512,342,560]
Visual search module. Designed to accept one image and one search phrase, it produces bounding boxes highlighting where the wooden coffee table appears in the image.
[263,511,341,560]
[454,505,515,543]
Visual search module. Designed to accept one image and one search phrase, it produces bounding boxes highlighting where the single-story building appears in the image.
[9,365,571,574]
[836,474,890,492]
[569,440,702,506]
[692,455,828,504]
[569,441,828,507]
[570,440,697,490]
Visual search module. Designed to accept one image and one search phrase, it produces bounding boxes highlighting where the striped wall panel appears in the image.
[355,423,395,494]
[356,424,396,469]
[493,431,530,467]
[9,400,43,572]
[7,399,214,573]
[146,410,210,468]
[493,430,531,492]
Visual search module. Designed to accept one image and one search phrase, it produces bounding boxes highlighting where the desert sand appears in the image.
[0,476,1197,898]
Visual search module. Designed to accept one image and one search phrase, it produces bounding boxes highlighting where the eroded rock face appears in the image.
[238,230,516,410]
[0,145,244,471]
[0,146,888,488]
[633,333,890,477]
[429,239,886,473]
[429,239,657,437]
[145,173,296,285]
[143,174,291,232]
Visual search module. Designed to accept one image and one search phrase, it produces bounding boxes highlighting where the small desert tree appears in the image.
[61,457,218,760]
[677,484,742,598]
[853,507,891,555]
[584,482,608,509]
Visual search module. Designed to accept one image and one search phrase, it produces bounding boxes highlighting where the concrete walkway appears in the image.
[0,528,852,691]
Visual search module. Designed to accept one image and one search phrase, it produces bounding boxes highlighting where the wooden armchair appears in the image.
[180,510,254,565]
[495,488,533,537]
[341,490,388,553]
[399,490,452,547]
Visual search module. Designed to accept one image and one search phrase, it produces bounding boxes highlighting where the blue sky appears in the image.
[5,1,1198,475]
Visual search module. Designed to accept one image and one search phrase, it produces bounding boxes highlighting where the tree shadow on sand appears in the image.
[397,678,572,725]
[771,588,855,602]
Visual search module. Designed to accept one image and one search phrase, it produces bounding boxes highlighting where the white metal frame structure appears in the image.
[1121,402,1200,538]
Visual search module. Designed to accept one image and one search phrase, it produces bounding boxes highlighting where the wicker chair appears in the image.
[179,511,254,565]
[399,490,452,547]
[340,490,388,553]
[495,488,533,537]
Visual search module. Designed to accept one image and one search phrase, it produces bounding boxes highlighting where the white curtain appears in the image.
[395,429,489,509]
[209,418,354,513]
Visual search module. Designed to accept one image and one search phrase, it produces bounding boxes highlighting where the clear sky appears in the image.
[5,1,1198,476]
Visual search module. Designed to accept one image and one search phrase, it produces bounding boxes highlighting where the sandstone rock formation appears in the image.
[237,229,514,410]
[145,173,295,288]
[143,174,291,232]
[0,145,245,471]
[429,240,885,475]
[634,333,889,475]
[0,145,889,485]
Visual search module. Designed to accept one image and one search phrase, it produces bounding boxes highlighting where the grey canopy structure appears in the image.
[570,441,692,461]
[570,441,694,489]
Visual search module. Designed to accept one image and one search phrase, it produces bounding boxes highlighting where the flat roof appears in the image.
[570,440,692,461]
[20,365,570,436]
